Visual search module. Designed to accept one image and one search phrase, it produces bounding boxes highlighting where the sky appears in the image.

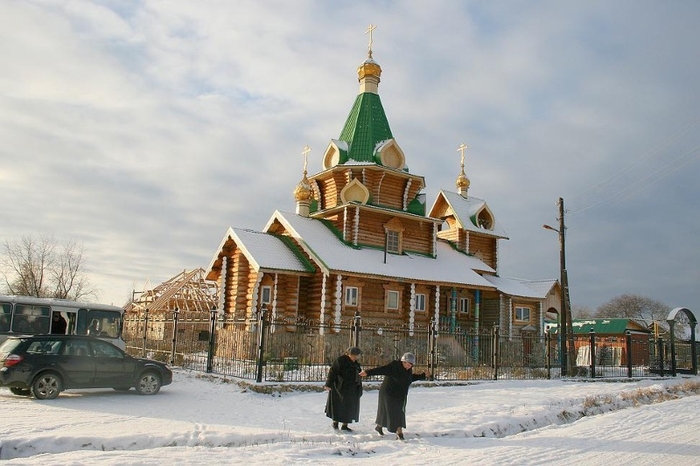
[1,371,699,464]
[1,1,699,312]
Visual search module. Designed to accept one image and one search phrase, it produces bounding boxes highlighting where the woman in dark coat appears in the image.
[324,346,363,431]
[360,352,426,440]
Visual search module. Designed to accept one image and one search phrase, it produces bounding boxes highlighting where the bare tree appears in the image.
[595,294,670,326]
[0,234,98,301]
[571,305,594,319]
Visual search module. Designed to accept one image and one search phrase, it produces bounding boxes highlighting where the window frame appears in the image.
[386,230,400,254]
[415,293,426,312]
[344,286,359,307]
[459,297,470,315]
[514,306,531,323]
[386,290,400,310]
[261,286,272,305]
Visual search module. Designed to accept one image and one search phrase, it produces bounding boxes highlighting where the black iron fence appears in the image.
[122,311,696,382]
[567,330,698,378]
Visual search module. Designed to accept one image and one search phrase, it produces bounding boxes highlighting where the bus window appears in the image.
[0,303,10,332]
[78,309,122,340]
[11,304,50,334]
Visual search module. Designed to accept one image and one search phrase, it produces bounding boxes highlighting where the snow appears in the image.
[1,370,699,464]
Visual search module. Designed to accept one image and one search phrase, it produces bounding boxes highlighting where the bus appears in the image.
[0,295,125,349]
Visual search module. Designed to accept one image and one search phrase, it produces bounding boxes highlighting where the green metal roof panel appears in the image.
[338,92,393,164]
[549,319,651,335]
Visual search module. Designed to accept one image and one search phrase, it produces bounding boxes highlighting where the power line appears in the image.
[568,115,700,216]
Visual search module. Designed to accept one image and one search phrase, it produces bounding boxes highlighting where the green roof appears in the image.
[338,92,393,164]
[548,319,650,335]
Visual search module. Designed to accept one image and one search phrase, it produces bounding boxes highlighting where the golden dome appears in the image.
[357,59,382,82]
[456,172,470,190]
[294,174,313,201]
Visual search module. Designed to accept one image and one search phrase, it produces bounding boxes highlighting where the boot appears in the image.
[396,427,404,440]
[374,425,384,436]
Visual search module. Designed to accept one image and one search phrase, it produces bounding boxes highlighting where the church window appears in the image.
[386,290,400,310]
[386,230,400,253]
[261,286,272,304]
[459,298,470,315]
[415,293,426,312]
[344,287,359,307]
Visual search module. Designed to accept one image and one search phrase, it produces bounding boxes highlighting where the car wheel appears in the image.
[136,371,161,395]
[10,387,32,397]
[32,373,62,400]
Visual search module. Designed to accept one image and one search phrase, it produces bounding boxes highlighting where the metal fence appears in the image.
[122,311,695,382]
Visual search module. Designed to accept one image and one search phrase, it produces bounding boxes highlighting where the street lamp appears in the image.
[543,197,570,376]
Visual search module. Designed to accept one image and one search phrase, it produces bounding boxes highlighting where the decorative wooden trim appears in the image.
[403,179,412,211]
[334,275,342,331]
[320,274,327,334]
[354,206,360,246]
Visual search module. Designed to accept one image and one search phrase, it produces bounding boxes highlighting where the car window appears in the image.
[0,338,23,355]
[26,340,61,355]
[90,340,123,359]
[63,340,91,357]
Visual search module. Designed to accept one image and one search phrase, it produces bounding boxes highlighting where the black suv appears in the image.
[0,335,172,399]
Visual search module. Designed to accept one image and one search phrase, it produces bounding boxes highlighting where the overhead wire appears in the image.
[567,114,700,216]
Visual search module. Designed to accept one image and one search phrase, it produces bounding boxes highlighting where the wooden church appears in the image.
[206,31,559,338]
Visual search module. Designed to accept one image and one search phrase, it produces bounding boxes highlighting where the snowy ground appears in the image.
[1,370,699,465]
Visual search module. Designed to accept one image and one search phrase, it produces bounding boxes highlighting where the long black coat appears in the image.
[365,360,426,432]
[324,354,363,423]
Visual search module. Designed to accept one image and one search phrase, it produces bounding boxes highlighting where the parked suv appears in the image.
[0,334,172,399]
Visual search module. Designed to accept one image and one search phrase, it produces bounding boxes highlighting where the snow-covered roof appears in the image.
[207,227,313,275]
[264,211,496,288]
[434,190,509,239]
[515,279,558,298]
[482,275,547,299]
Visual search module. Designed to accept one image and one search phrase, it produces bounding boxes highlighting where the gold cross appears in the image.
[457,143,468,167]
[366,24,377,57]
[301,145,311,173]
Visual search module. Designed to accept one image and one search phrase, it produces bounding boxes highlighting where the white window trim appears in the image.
[415,293,426,312]
[261,286,272,304]
[344,286,359,307]
[514,306,531,322]
[459,297,470,314]
[387,290,400,310]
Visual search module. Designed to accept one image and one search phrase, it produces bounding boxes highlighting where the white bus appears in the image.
[0,295,125,349]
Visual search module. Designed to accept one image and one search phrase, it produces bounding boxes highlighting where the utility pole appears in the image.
[558,198,576,374]
[544,197,575,376]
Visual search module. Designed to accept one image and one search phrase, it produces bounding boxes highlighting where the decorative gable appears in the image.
[472,204,495,231]
[375,139,405,170]
[322,140,348,170]
[340,179,370,204]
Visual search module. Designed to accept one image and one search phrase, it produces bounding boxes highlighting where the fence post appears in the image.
[589,329,596,379]
[206,306,217,373]
[625,331,633,378]
[428,316,437,381]
[256,305,270,383]
[545,329,551,379]
[656,337,664,377]
[668,320,677,377]
[142,308,149,358]
[492,326,499,380]
[351,311,362,348]
[170,307,179,365]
